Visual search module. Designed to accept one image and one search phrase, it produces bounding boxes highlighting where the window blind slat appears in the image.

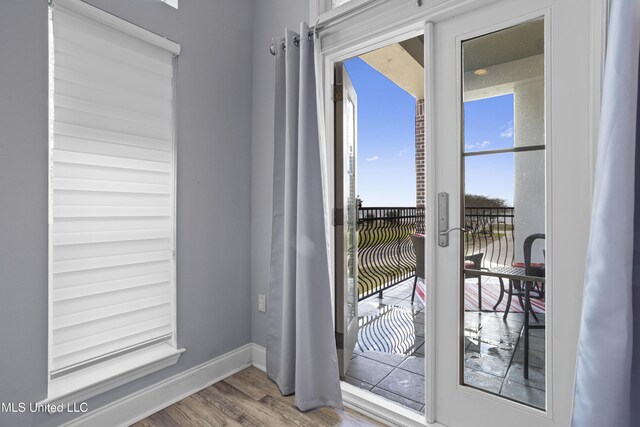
[54,192,170,209]
[53,229,171,246]
[54,282,170,317]
[53,272,171,302]
[55,164,170,186]
[53,261,170,290]
[54,135,172,163]
[51,0,176,377]
[53,238,170,263]
[54,315,171,355]
[53,304,170,343]
[52,294,170,330]
[53,150,171,173]
[52,239,171,264]
[53,177,171,195]
[53,250,171,274]
[53,205,171,219]
[54,123,172,153]
[54,62,172,104]
[54,31,172,78]
[57,98,171,141]
[53,322,172,366]
[52,328,172,372]
[55,93,170,131]
[54,77,172,120]
[53,218,170,234]
[52,311,173,363]
[55,106,171,142]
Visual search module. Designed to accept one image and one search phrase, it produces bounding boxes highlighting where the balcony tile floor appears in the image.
[344,278,546,414]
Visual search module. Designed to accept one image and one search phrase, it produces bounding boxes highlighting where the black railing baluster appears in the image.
[356,207,424,301]
[462,206,515,268]
[355,206,514,301]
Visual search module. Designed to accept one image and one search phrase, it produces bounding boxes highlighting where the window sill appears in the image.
[42,343,185,409]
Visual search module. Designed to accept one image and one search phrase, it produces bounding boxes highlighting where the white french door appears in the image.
[428,0,593,426]
[320,0,598,424]
[335,62,359,377]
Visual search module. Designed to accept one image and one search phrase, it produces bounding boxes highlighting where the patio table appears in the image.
[464,267,546,379]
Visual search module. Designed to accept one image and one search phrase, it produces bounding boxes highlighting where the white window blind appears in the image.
[50,0,179,380]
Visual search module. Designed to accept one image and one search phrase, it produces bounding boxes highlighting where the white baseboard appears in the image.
[63,342,441,427]
[251,343,266,372]
[64,343,254,427]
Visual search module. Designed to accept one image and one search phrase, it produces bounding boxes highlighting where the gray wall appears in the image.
[250,0,308,348]
[0,0,254,425]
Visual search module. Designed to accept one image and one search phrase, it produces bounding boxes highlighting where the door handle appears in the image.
[439,227,468,236]
[438,192,466,247]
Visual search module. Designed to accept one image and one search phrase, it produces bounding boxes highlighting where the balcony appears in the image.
[345,206,545,412]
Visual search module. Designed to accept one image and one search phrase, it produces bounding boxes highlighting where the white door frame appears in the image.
[433,6,554,425]
[315,0,607,425]
[322,26,431,427]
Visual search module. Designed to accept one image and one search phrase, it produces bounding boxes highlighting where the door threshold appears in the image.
[341,382,442,427]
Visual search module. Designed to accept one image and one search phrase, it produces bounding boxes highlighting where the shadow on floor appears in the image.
[343,277,546,413]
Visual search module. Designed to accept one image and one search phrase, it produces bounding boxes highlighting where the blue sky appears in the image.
[463,95,515,205]
[345,58,416,207]
[345,57,516,207]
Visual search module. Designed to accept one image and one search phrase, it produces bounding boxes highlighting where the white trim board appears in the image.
[342,382,445,427]
[63,344,253,427]
[251,343,267,372]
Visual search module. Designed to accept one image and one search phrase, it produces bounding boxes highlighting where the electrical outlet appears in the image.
[257,294,267,312]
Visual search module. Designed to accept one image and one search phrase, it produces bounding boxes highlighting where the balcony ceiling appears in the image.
[463,18,544,72]
[358,19,543,100]
[359,36,424,99]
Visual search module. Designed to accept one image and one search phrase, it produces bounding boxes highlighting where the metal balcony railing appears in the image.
[463,207,515,268]
[355,206,514,301]
[357,207,425,301]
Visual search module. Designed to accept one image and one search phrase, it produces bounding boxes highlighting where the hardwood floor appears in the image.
[133,366,384,426]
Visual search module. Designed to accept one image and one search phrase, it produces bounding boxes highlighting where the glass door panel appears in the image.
[463,150,546,409]
[335,63,359,376]
[461,18,546,410]
[425,0,595,422]
[346,95,357,335]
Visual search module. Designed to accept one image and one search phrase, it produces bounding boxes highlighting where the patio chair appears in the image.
[464,252,486,311]
[523,233,546,297]
[494,233,545,320]
[522,233,545,378]
[409,234,486,308]
[409,234,425,303]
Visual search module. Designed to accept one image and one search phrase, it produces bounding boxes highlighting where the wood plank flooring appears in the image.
[133,366,384,426]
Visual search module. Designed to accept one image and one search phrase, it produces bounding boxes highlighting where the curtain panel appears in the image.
[266,23,343,412]
[572,1,640,425]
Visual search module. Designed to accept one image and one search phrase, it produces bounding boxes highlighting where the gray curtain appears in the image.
[572,1,640,426]
[267,23,343,412]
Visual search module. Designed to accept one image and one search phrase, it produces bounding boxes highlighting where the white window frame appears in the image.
[44,0,183,407]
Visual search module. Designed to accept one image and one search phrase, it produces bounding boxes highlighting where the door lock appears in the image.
[438,192,467,247]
